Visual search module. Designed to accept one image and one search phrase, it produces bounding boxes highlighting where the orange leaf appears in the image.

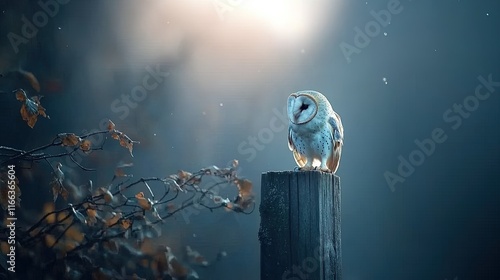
[105,212,122,227]
[135,192,152,210]
[99,187,114,203]
[80,139,91,152]
[107,120,116,131]
[45,234,56,247]
[111,131,121,140]
[15,90,27,101]
[43,202,56,224]
[60,133,81,147]
[235,179,253,198]
[121,219,131,230]
[65,226,84,242]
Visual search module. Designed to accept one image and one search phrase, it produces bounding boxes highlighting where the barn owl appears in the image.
[287,90,344,173]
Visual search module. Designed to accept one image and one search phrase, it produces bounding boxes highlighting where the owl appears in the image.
[287,90,344,173]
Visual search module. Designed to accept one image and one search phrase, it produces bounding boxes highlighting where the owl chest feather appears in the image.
[291,121,332,158]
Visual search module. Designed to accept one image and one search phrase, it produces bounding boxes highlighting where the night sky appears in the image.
[1,0,499,279]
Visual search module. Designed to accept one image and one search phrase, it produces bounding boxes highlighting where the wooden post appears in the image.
[259,171,341,280]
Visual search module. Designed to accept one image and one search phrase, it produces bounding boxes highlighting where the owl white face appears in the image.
[287,93,318,125]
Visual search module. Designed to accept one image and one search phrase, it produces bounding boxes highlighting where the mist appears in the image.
[1,0,499,279]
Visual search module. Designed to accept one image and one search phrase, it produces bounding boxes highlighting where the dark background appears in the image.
[1,0,499,279]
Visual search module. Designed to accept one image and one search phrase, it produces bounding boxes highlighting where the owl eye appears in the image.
[300,103,309,111]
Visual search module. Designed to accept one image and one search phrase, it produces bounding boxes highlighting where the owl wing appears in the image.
[288,127,307,167]
[327,112,344,172]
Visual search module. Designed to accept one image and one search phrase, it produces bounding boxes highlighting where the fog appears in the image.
[1,0,499,279]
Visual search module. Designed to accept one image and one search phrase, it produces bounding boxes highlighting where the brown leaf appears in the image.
[135,192,152,210]
[60,187,69,201]
[65,226,84,242]
[17,93,49,128]
[114,168,131,178]
[60,133,81,147]
[51,181,60,202]
[79,139,91,152]
[50,180,68,202]
[121,219,131,230]
[99,187,114,203]
[235,179,253,198]
[20,103,37,128]
[19,70,40,92]
[140,238,155,255]
[45,234,56,247]
[105,212,122,227]
[119,134,137,157]
[111,131,121,140]
[43,202,56,224]
[15,90,27,101]
[107,120,116,131]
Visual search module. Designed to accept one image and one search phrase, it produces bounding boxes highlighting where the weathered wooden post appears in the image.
[259,171,341,280]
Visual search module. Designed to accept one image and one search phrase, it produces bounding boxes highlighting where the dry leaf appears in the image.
[43,202,56,224]
[79,139,91,152]
[107,119,116,131]
[121,219,131,230]
[105,212,122,227]
[50,181,60,202]
[60,133,80,146]
[45,234,56,247]
[114,168,130,178]
[140,238,155,255]
[15,90,27,102]
[135,192,152,210]
[60,187,69,201]
[118,134,137,157]
[97,187,114,203]
[65,226,84,242]
[235,179,253,198]
[111,131,121,140]
[50,180,68,202]
[17,91,49,128]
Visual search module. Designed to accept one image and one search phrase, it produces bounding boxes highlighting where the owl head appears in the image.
[287,90,331,125]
